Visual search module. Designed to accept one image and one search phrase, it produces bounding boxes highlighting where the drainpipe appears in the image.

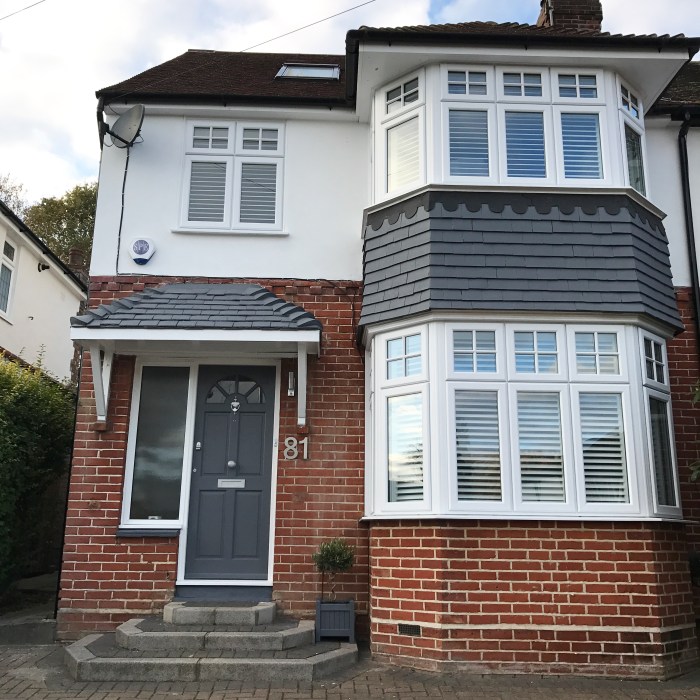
[678,113,700,362]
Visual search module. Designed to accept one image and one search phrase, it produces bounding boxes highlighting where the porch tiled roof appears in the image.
[71,283,322,331]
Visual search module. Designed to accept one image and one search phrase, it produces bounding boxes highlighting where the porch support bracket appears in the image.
[297,342,308,427]
[88,343,113,422]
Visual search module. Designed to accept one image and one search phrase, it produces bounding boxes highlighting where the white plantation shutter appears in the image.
[387,117,420,191]
[580,394,628,503]
[449,110,489,177]
[239,162,277,224]
[517,392,565,502]
[561,113,602,179]
[505,112,546,178]
[455,391,502,501]
[188,160,227,222]
[387,393,424,502]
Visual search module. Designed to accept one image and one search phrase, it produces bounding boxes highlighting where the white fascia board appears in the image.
[71,326,321,348]
[356,44,689,120]
[114,102,359,124]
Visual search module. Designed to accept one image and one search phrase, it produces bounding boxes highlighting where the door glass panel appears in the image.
[130,367,189,520]
[206,385,226,403]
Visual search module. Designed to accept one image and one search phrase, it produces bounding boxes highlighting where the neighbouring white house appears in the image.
[0,199,87,380]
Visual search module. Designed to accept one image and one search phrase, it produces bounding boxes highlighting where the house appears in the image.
[58,0,700,679]
[0,200,86,380]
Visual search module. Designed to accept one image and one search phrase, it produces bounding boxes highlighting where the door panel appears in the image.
[185,365,275,580]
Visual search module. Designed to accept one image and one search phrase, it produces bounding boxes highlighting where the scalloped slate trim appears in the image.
[71,283,322,331]
[366,191,664,235]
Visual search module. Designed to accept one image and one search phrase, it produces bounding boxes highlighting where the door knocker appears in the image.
[231,398,241,413]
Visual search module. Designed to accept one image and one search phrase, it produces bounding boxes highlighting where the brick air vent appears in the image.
[398,623,421,637]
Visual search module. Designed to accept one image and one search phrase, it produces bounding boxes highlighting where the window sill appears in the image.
[0,311,12,325]
[361,512,686,523]
[171,228,289,237]
[116,527,181,538]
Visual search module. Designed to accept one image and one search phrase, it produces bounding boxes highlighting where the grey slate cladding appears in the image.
[71,283,322,331]
[359,191,682,331]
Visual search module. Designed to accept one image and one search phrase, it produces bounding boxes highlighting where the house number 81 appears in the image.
[284,437,309,460]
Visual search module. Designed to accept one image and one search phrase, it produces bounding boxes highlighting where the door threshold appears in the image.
[175,584,273,601]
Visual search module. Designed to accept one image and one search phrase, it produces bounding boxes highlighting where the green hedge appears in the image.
[0,358,75,591]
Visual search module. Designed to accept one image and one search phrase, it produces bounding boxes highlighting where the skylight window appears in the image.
[276,64,340,79]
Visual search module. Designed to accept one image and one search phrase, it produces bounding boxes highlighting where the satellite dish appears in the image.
[107,104,145,148]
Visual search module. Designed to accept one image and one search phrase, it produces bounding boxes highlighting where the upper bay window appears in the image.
[182,121,284,232]
[368,321,680,520]
[375,65,647,197]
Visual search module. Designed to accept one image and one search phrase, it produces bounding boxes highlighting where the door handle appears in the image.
[227,460,237,469]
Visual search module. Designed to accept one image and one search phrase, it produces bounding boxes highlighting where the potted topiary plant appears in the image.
[312,538,356,643]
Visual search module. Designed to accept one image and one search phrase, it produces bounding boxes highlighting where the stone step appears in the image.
[64,633,358,682]
[163,601,276,626]
[116,617,315,651]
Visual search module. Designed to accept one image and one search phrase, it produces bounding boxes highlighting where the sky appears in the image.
[0,0,698,204]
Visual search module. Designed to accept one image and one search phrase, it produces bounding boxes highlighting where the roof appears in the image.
[0,199,87,293]
[347,20,698,47]
[71,283,322,331]
[653,60,700,113]
[97,51,348,106]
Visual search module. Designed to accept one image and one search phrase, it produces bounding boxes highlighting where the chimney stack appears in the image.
[67,247,89,285]
[537,0,603,32]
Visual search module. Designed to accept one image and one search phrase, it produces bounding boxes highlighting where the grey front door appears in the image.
[185,365,275,580]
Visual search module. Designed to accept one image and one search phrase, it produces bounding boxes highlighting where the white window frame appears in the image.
[510,383,576,514]
[619,115,648,196]
[376,383,432,513]
[233,156,284,231]
[382,73,423,121]
[447,382,511,512]
[0,237,17,320]
[644,386,681,517]
[379,325,429,388]
[640,330,669,392]
[566,325,628,383]
[181,120,284,233]
[120,361,197,530]
[496,67,550,103]
[551,69,605,105]
[553,105,609,186]
[442,65,495,102]
[442,104,498,184]
[446,323,506,380]
[618,79,643,123]
[507,324,568,381]
[570,384,638,515]
[497,104,556,186]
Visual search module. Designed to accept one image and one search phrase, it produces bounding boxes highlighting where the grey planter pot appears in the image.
[315,599,355,643]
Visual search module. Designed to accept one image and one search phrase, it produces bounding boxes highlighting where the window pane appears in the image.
[405,355,422,376]
[649,397,677,507]
[598,333,618,353]
[387,338,403,359]
[575,332,595,353]
[514,331,534,351]
[536,332,557,352]
[3,242,15,261]
[448,71,466,94]
[625,124,646,195]
[405,334,421,355]
[387,359,403,379]
[239,162,277,224]
[454,354,474,372]
[0,264,11,313]
[515,354,536,373]
[130,367,189,520]
[475,331,495,350]
[577,354,597,373]
[476,353,497,372]
[449,110,489,177]
[505,112,546,178]
[456,391,502,501]
[387,117,420,191]
[518,392,565,502]
[388,394,424,502]
[561,113,602,179]
[188,161,227,222]
[537,354,558,373]
[599,355,620,374]
[580,393,628,503]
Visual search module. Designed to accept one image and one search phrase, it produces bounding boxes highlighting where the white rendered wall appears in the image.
[646,118,700,288]
[90,112,369,280]
[0,218,85,380]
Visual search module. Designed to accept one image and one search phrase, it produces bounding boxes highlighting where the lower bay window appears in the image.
[369,320,680,520]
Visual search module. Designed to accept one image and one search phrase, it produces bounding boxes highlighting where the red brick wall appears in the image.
[57,275,368,639]
[370,521,697,678]
[669,288,700,612]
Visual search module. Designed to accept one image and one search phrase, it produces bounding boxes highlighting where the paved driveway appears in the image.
[2,644,700,700]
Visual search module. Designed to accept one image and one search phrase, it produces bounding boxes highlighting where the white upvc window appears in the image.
[554,106,607,183]
[368,321,681,520]
[620,84,642,121]
[555,72,600,100]
[498,105,555,184]
[0,239,16,317]
[622,120,646,196]
[386,76,420,114]
[496,67,550,102]
[120,363,196,529]
[182,121,284,232]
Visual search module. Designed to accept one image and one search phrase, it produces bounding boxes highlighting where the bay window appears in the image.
[368,321,679,520]
[182,121,284,232]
